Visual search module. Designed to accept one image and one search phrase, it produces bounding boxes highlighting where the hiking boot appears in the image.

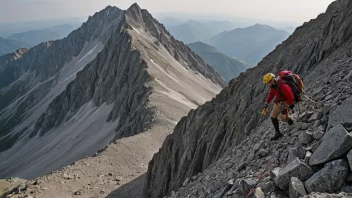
[270,132,283,140]
[270,117,282,140]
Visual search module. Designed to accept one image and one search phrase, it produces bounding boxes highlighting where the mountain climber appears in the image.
[262,71,298,140]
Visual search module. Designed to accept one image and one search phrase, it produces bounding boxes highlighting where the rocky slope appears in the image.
[205,24,290,65]
[144,0,352,197]
[0,2,224,185]
[187,41,250,81]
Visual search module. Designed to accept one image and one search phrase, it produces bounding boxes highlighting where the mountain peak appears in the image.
[252,23,274,30]
[128,2,142,10]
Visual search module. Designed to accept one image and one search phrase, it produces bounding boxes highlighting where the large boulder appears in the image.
[274,159,314,190]
[347,150,352,171]
[309,124,352,166]
[328,96,352,128]
[305,159,349,193]
[289,177,307,198]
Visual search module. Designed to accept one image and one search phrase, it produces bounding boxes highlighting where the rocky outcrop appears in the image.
[143,0,352,197]
[289,177,307,198]
[305,159,349,193]
[274,159,313,190]
[309,124,352,166]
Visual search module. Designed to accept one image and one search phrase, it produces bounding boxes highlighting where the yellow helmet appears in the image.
[263,73,275,83]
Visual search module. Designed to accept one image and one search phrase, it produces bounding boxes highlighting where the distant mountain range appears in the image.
[7,24,78,46]
[205,24,290,65]
[166,20,242,44]
[187,41,250,82]
[0,37,30,56]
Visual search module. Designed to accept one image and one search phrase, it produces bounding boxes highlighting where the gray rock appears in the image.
[346,150,352,171]
[239,179,257,195]
[257,149,269,157]
[305,159,349,193]
[287,147,305,164]
[289,177,307,198]
[301,123,311,130]
[313,120,322,128]
[310,124,352,166]
[328,96,352,128]
[346,172,352,184]
[308,112,324,123]
[269,191,288,198]
[274,159,314,190]
[253,187,264,198]
[297,112,314,123]
[340,185,352,193]
[313,130,324,140]
[298,132,313,145]
[270,167,281,178]
[183,178,190,187]
[304,151,312,164]
[289,137,298,145]
[325,95,334,101]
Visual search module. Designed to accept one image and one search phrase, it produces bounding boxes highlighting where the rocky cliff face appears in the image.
[0,3,224,180]
[143,0,352,197]
[0,6,124,141]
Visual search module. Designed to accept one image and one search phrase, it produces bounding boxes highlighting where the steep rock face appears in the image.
[0,3,224,179]
[0,6,124,153]
[143,0,352,197]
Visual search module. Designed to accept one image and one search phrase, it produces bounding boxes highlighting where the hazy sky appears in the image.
[0,0,335,23]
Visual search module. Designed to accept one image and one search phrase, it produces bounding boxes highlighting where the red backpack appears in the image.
[278,70,304,102]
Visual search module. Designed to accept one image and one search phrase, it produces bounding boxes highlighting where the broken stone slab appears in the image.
[253,187,264,198]
[313,120,322,128]
[313,130,324,140]
[270,167,281,179]
[325,95,334,101]
[301,123,311,130]
[298,131,313,145]
[287,147,305,164]
[305,159,349,193]
[274,159,314,190]
[308,112,324,123]
[297,112,314,122]
[309,124,352,166]
[239,178,257,195]
[346,149,352,171]
[328,96,352,128]
[289,177,307,198]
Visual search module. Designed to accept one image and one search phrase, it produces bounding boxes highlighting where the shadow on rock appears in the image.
[106,174,145,198]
